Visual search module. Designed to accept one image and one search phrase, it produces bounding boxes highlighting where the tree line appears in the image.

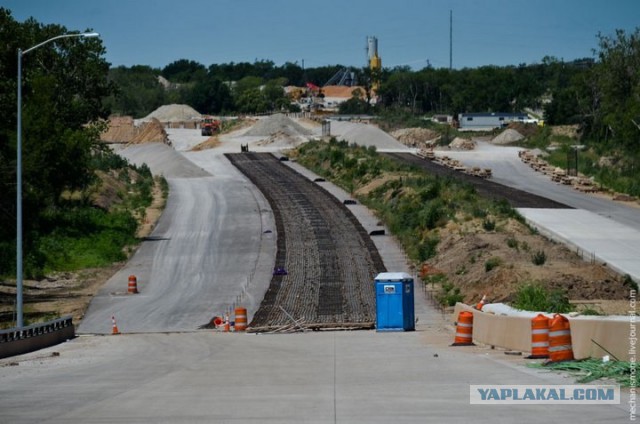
[105,27,639,156]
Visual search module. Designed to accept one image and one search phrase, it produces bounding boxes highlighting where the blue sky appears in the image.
[3,0,639,70]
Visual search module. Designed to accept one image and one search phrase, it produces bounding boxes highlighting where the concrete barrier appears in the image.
[0,316,75,359]
[452,303,630,361]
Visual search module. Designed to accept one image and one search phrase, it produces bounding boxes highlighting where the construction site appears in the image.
[1,102,637,421]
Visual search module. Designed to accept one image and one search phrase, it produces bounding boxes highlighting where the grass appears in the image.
[528,358,636,387]
[295,139,520,265]
[0,150,158,279]
[512,282,574,313]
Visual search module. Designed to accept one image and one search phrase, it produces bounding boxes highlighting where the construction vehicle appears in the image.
[200,117,221,136]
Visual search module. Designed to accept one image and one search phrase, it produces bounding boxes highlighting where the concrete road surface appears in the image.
[79,140,276,333]
[0,319,628,423]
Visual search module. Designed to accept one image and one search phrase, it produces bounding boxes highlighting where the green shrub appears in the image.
[437,281,464,307]
[624,274,639,292]
[484,257,502,272]
[506,237,519,250]
[513,282,574,313]
[532,250,547,265]
[482,218,496,231]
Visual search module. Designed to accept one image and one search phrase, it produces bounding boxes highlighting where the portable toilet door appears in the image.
[376,281,403,331]
[402,279,415,331]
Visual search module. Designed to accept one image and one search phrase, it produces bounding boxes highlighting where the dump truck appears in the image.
[200,117,221,136]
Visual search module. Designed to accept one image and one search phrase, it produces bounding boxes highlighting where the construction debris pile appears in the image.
[519,150,602,194]
[100,116,169,144]
[449,137,476,150]
[390,127,439,147]
[492,128,524,144]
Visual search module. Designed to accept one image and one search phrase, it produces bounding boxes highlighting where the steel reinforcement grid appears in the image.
[226,153,386,330]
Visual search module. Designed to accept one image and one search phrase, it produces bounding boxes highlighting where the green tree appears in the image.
[0,8,114,275]
[104,65,164,117]
[162,59,206,83]
[591,29,640,149]
[188,75,233,114]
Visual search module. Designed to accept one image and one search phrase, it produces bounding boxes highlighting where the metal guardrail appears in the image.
[1,316,75,359]
[0,316,73,344]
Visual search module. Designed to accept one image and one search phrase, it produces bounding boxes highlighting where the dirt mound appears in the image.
[101,117,168,144]
[244,114,312,137]
[192,136,221,151]
[391,128,439,147]
[322,85,366,98]
[449,137,476,150]
[130,118,168,144]
[141,104,202,122]
[100,116,136,142]
[428,217,630,309]
[255,131,305,147]
[492,128,524,144]
[507,122,540,137]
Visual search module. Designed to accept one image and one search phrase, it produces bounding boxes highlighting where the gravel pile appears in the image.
[244,114,312,137]
[492,128,524,144]
[140,104,202,122]
[331,122,408,150]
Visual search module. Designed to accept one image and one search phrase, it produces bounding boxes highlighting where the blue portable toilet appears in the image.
[375,272,415,331]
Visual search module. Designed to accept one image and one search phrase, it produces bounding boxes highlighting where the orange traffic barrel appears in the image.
[548,314,574,362]
[128,275,139,294]
[234,307,248,332]
[452,311,475,346]
[528,314,550,359]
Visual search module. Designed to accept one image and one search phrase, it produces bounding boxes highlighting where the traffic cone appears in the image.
[475,294,487,310]
[223,314,230,332]
[111,316,120,335]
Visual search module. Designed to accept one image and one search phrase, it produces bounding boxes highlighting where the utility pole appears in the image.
[449,10,453,70]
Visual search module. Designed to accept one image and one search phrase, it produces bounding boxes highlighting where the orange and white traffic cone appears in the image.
[223,314,230,332]
[111,316,120,335]
[475,294,487,311]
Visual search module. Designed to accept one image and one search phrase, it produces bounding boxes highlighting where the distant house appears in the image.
[458,112,529,130]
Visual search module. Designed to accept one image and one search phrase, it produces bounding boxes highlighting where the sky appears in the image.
[3,0,639,71]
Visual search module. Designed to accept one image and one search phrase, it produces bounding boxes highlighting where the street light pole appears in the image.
[15,32,99,328]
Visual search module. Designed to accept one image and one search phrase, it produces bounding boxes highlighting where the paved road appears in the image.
[0,317,628,423]
[79,140,276,333]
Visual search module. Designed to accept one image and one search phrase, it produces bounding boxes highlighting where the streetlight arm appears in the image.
[22,32,100,56]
